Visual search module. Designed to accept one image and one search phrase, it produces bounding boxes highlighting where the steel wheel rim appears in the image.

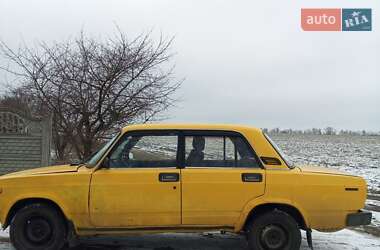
[260,224,288,249]
[24,216,53,244]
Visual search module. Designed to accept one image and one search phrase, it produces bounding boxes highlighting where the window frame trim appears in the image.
[100,129,264,170]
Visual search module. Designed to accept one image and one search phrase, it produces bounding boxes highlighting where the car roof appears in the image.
[121,123,262,134]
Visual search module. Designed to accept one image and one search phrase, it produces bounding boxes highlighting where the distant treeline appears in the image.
[263,127,379,136]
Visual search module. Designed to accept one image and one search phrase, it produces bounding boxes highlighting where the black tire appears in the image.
[10,203,67,250]
[246,210,301,250]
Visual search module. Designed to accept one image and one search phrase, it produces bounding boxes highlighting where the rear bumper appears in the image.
[346,210,372,226]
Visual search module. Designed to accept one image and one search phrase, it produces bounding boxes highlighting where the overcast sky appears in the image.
[0,0,379,131]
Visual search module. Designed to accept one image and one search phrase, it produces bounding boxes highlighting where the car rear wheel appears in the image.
[10,203,67,250]
[246,210,301,250]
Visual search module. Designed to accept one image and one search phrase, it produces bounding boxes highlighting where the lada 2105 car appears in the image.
[0,124,372,250]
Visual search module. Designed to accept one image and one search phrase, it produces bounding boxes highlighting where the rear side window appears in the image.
[185,135,259,168]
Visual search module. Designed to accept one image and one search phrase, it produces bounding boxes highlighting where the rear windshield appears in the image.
[263,133,294,168]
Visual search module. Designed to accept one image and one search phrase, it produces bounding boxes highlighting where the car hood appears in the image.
[0,164,80,178]
[297,165,356,177]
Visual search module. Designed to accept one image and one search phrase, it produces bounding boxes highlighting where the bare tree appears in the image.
[324,127,336,135]
[0,30,181,160]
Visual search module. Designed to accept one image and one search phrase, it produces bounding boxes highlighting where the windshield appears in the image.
[263,133,294,168]
[86,133,120,167]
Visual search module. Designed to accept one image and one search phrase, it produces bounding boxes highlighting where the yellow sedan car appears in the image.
[0,124,372,250]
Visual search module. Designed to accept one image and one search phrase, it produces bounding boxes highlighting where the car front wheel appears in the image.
[246,210,301,250]
[10,203,67,250]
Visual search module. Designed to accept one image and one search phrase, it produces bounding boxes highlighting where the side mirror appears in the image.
[70,159,82,166]
[102,157,110,168]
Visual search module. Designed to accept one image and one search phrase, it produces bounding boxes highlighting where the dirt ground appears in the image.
[0,229,379,250]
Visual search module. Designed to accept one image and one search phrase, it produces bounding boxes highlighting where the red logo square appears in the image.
[301,9,342,31]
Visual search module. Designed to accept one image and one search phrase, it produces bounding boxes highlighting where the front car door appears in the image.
[181,131,265,226]
[89,131,181,228]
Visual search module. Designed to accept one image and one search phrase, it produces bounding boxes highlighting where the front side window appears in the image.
[108,134,178,168]
[185,135,259,168]
[86,133,120,167]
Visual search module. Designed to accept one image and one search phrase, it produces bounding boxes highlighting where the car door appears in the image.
[181,131,265,226]
[89,131,181,228]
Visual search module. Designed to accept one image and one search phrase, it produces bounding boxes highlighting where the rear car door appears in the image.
[90,131,181,227]
[181,131,265,226]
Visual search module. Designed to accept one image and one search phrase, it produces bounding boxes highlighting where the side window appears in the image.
[185,135,259,168]
[109,134,178,168]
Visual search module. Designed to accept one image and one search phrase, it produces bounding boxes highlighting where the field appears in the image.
[271,134,380,193]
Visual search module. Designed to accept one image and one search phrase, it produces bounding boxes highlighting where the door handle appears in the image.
[159,173,180,182]
[242,173,263,182]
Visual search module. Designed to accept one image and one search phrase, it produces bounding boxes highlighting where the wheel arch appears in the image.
[243,203,308,231]
[3,197,68,229]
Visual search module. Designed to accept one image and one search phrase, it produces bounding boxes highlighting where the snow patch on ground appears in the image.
[306,229,380,250]
[370,211,380,228]
[367,199,380,208]
[0,227,8,240]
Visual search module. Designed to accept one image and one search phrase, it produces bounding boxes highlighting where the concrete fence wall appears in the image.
[0,107,51,175]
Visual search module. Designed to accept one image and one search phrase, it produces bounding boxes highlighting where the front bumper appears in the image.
[346,210,372,227]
